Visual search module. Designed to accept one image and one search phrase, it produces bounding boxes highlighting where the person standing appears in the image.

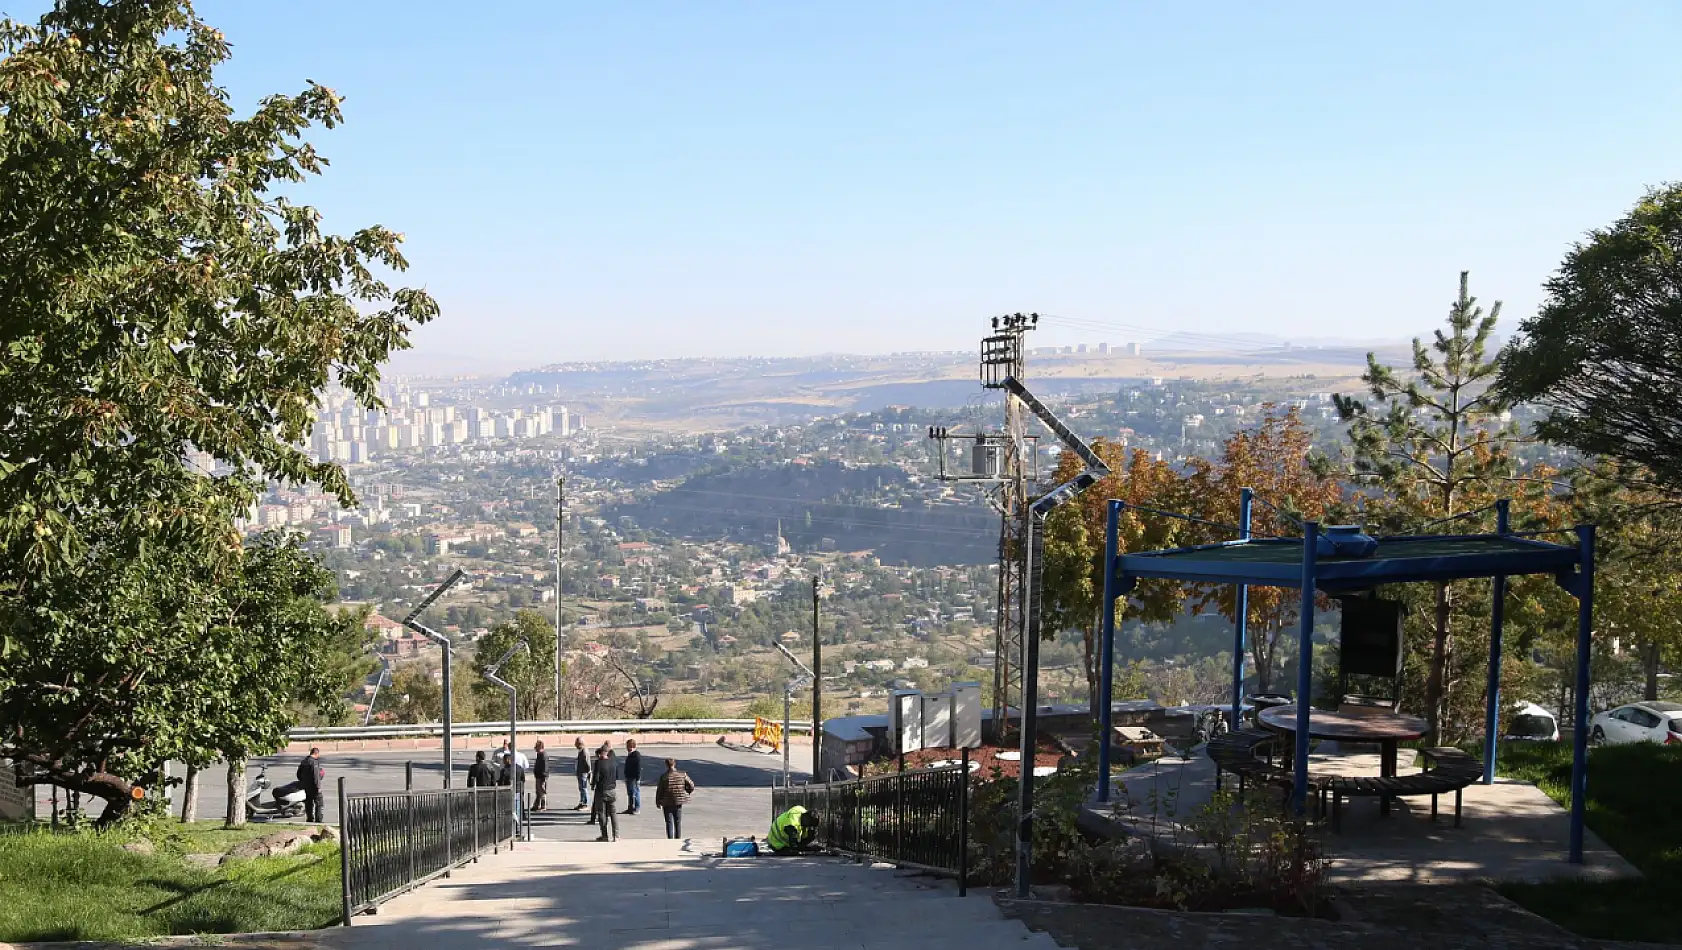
[296,747,324,823]
[591,748,619,842]
[622,739,642,815]
[572,737,591,811]
[532,740,549,811]
[467,750,497,787]
[654,758,695,840]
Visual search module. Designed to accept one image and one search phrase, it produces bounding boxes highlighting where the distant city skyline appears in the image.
[18,1,1678,366]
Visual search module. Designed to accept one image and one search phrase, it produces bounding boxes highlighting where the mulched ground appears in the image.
[866,739,1065,780]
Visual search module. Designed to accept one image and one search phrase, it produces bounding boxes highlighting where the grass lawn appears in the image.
[1490,740,1682,943]
[0,822,341,942]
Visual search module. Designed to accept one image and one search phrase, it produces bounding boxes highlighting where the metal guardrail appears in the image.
[773,753,970,895]
[338,779,517,924]
[295,718,814,742]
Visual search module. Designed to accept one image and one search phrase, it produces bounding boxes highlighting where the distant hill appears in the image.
[609,460,997,567]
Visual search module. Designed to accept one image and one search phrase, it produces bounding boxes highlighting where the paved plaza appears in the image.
[327,838,1054,950]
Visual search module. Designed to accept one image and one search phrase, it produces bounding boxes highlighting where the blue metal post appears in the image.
[1483,499,1511,784]
[1292,522,1319,814]
[1097,500,1122,803]
[1569,524,1595,864]
[1232,488,1253,729]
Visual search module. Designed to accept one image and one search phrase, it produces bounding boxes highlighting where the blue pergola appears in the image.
[1092,495,1598,863]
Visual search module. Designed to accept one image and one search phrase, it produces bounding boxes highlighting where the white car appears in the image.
[1588,701,1682,746]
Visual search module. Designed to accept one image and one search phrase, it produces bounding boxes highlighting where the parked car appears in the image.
[1588,701,1682,746]
[1503,701,1560,741]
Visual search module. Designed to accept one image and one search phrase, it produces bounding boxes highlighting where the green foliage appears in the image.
[1501,183,1682,494]
[0,830,340,941]
[965,762,1323,914]
[0,1,433,819]
[1,531,360,821]
[472,611,557,720]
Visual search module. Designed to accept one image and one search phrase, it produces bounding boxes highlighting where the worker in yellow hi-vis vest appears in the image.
[766,805,816,854]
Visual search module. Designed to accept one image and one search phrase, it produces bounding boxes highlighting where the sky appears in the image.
[12,2,1682,368]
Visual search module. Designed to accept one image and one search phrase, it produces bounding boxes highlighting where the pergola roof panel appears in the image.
[1116,533,1581,589]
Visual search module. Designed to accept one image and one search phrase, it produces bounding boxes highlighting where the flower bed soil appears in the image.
[878,738,1065,780]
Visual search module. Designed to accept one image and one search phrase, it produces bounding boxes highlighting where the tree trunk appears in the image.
[1644,641,1662,702]
[225,758,247,828]
[1083,609,1100,723]
[1427,582,1453,745]
[180,765,200,823]
[15,757,136,827]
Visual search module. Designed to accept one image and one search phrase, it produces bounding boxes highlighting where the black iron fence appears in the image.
[339,779,517,923]
[772,755,970,893]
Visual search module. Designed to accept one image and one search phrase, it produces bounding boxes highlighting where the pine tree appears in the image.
[1333,272,1516,743]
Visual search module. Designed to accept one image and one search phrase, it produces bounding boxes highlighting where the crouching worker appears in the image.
[766,805,816,854]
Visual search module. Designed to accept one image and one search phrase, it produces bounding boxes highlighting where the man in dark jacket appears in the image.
[591,748,619,842]
[467,750,497,787]
[622,739,642,815]
[532,740,549,811]
[296,747,324,823]
[572,737,591,812]
[654,758,695,840]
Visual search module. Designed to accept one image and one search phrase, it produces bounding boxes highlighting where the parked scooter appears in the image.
[245,767,307,820]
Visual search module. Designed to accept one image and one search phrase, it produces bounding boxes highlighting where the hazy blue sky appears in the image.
[15,2,1682,366]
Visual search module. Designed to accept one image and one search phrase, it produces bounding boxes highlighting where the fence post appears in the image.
[443,789,453,878]
[895,768,905,861]
[338,777,351,927]
[472,788,480,862]
[405,761,413,791]
[959,748,970,897]
[407,787,417,887]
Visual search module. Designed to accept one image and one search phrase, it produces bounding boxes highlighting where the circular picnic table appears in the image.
[1257,705,1428,815]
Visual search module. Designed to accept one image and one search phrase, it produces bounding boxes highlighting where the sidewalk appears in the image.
[329,839,1056,950]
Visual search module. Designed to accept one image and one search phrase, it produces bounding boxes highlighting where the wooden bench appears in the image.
[1323,746,1482,831]
[1208,729,1284,792]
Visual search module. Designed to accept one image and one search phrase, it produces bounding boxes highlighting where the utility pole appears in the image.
[554,473,564,719]
[812,573,822,782]
[929,314,1035,741]
[774,642,815,788]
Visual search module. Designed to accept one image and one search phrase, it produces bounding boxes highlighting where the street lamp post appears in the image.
[404,569,467,787]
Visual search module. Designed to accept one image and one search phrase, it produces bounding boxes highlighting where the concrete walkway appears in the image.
[330,839,1056,950]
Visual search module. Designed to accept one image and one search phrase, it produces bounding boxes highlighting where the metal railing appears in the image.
[294,718,814,742]
[773,753,970,894]
[338,779,517,924]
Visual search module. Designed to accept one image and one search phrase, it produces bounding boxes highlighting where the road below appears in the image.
[29,742,804,842]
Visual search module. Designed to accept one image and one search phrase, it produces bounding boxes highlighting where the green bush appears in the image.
[963,761,1325,915]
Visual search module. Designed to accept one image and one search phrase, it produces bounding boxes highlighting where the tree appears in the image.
[1332,272,1516,743]
[1187,407,1342,692]
[0,2,434,821]
[2,531,357,824]
[1040,442,1196,718]
[472,611,557,721]
[1501,184,1682,493]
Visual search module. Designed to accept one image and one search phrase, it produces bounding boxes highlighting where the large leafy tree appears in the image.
[1186,407,1342,692]
[0,1,434,821]
[1501,184,1682,494]
[1333,272,1516,743]
[472,611,559,722]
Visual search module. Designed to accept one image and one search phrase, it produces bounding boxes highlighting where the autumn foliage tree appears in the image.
[1186,407,1342,692]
